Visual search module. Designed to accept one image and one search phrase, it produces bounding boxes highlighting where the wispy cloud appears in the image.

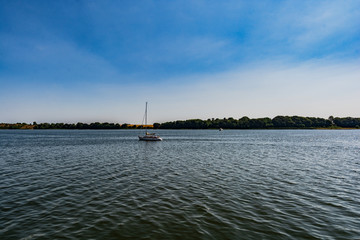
[240,1,360,60]
[289,1,360,48]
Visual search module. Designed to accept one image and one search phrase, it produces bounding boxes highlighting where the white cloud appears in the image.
[252,1,360,50]
[292,1,358,46]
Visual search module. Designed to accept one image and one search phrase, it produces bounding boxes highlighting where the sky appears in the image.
[1,0,359,124]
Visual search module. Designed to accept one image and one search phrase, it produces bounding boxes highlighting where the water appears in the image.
[0,129,359,240]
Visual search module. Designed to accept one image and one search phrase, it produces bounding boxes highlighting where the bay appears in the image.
[0,129,359,240]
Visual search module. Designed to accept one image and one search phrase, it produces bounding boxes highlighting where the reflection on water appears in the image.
[0,129,359,239]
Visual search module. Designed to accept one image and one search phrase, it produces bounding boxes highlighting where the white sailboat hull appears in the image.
[138,135,162,141]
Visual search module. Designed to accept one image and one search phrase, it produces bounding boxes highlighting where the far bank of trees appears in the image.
[0,123,33,129]
[0,122,150,129]
[1,116,360,130]
[33,122,146,129]
[154,116,360,129]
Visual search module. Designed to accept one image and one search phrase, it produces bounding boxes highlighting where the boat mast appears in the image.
[145,102,148,133]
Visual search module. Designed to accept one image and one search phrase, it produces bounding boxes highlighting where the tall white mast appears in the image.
[145,102,148,132]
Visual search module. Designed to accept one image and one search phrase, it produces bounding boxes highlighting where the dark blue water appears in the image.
[1,129,359,239]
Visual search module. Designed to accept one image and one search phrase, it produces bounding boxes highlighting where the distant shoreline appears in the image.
[0,123,153,130]
[1,116,360,130]
[1,128,358,130]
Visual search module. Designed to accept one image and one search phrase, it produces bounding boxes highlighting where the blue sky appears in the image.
[1,0,359,123]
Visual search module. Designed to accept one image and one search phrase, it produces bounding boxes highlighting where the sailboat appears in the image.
[138,102,162,141]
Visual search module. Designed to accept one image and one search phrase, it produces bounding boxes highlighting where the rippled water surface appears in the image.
[1,129,359,239]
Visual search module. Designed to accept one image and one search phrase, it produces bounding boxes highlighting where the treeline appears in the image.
[0,123,33,129]
[33,122,151,129]
[154,116,360,129]
[0,122,152,129]
[1,116,360,130]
